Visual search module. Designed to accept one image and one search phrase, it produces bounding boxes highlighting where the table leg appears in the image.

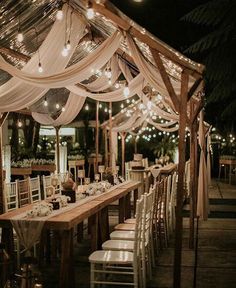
[1,227,15,274]
[99,207,109,244]
[124,192,131,219]
[229,164,232,184]
[90,214,99,252]
[77,222,84,243]
[133,188,138,215]
[119,197,125,223]
[59,228,74,288]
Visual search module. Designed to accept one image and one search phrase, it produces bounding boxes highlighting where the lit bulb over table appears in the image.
[123,85,130,97]
[62,47,68,57]
[38,62,43,73]
[17,32,24,42]
[66,40,71,50]
[43,99,48,107]
[86,8,95,19]
[56,9,63,20]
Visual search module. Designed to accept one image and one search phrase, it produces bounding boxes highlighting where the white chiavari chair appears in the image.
[89,196,146,288]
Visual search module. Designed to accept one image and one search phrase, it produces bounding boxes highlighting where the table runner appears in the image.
[10,181,132,255]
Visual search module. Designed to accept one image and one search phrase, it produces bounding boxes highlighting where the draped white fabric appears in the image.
[207,131,212,187]
[197,112,209,220]
[67,73,146,102]
[0,31,122,89]
[32,94,85,126]
[0,6,86,112]
[84,55,121,92]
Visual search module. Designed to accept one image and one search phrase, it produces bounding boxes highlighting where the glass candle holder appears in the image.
[98,165,105,181]
[95,173,100,182]
[85,177,90,185]
[78,169,85,185]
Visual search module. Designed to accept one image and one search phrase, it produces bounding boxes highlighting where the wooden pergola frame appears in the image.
[0,2,205,287]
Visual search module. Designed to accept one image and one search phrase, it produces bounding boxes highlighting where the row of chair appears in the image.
[89,171,177,287]
[3,172,69,213]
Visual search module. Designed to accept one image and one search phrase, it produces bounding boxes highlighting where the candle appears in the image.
[77,169,85,178]
[98,165,105,173]
[85,178,90,185]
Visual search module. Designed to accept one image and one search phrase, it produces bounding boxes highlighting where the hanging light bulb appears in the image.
[66,39,71,50]
[120,103,124,109]
[56,103,60,109]
[123,83,130,97]
[99,103,102,108]
[43,99,48,107]
[106,69,112,79]
[62,45,68,57]
[115,82,120,89]
[56,8,63,20]
[85,104,89,111]
[18,120,23,128]
[17,29,24,42]
[147,100,152,110]
[62,107,65,112]
[38,62,43,73]
[86,7,95,19]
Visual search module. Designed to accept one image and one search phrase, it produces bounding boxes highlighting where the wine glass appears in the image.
[85,177,90,185]
[78,169,85,186]
[98,165,105,181]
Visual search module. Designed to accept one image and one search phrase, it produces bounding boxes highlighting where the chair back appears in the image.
[133,196,145,262]
[17,178,31,207]
[29,176,41,203]
[3,181,18,212]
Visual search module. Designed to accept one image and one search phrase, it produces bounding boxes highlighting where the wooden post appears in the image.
[189,102,198,249]
[95,101,99,174]
[109,102,112,168]
[173,71,189,288]
[0,112,9,214]
[121,132,126,178]
[104,129,108,168]
[134,136,137,154]
[55,126,60,174]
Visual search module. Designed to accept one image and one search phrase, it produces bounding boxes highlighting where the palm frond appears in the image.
[182,0,233,27]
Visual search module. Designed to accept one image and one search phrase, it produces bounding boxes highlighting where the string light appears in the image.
[62,107,65,112]
[66,39,71,50]
[38,62,43,73]
[85,104,89,111]
[86,7,95,19]
[123,83,130,97]
[56,5,63,20]
[62,45,69,57]
[56,103,60,109]
[17,14,23,42]
[43,98,48,107]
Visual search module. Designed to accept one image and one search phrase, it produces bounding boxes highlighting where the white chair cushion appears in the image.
[89,250,133,264]
[102,240,134,251]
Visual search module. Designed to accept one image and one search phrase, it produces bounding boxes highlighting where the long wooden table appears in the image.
[0,180,141,288]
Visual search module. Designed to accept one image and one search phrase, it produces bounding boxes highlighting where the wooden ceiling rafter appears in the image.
[90,1,204,78]
[0,46,30,62]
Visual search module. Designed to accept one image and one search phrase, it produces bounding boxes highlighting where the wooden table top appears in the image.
[219,159,236,165]
[0,181,141,231]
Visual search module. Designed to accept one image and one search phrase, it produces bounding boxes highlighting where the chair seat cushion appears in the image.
[89,250,133,264]
[124,218,136,224]
[102,240,134,251]
[114,223,135,231]
[110,230,135,240]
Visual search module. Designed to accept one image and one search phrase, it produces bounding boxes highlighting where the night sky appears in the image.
[110,0,209,60]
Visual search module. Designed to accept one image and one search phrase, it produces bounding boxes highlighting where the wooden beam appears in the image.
[120,132,127,177]
[0,113,9,214]
[55,126,60,174]
[92,2,204,77]
[0,47,30,62]
[189,102,198,249]
[191,97,204,125]
[188,77,203,101]
[95,101,99,174]
[173,71,189,288]
[109,102,112,167]
[150,48,180,112]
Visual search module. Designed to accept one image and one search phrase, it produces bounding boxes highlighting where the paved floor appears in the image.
[40,179,236,288]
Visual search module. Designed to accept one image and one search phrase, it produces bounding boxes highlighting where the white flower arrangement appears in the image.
[27,202,53,218]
